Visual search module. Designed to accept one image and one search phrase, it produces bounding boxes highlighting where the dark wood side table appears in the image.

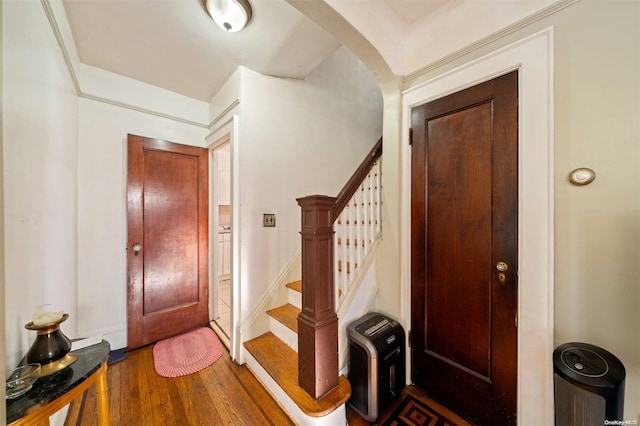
[6,340,111,426]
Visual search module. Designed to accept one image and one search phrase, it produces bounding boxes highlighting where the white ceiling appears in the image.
[61,0,560,102]
[62,0,343,102]
[383,0,451,25]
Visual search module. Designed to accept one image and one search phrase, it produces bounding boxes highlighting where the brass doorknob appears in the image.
[496,261,509,272]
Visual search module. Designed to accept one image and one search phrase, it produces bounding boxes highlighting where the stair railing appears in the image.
[333,152,382,306]
[296,138,382,400]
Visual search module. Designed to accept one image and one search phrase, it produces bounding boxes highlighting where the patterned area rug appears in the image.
[381,395,462,426]
[153,327,224,377]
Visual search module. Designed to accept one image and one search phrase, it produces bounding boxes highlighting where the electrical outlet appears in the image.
[263,213,276,227]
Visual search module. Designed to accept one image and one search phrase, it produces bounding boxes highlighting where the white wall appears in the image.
[76,97,207,349]
[3,0,212,359]
[3,0,79,368]
[209,69,241,124]
[551,2,639,419]
[235,46,383,329]
[80,64,209,126]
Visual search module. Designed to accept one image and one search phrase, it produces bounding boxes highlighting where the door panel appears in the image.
[426,103,493,381]
[411,71,518,425]
[127,135,209,349]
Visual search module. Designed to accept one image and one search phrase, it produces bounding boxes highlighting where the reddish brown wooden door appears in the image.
[127,134,209,349]
[411,71,518,425]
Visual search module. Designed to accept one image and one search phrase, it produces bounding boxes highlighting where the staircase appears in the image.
[244,280,351,425]
[243,138,382,425]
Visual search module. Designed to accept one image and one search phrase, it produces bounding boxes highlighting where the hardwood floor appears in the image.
[65,342,473,425]
[65,344,293,425]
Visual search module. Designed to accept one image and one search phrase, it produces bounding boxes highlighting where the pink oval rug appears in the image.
[153,327,224,377]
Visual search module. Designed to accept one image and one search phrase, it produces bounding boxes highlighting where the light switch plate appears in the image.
[263,213,276,227]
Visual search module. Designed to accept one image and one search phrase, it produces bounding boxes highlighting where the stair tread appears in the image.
[285,280,302,293]
[266,304,300,332]
[244,332,351,418]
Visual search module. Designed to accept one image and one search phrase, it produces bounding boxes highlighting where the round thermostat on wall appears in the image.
[568,167,596,186]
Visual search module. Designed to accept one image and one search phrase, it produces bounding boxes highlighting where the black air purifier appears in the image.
[553,342,625,426]
[347,312,405,422]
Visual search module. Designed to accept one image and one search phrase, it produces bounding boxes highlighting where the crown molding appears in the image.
[40,0,82,95]
[80,93,210,128]
[403,0,579,85]
[207,99,241,136]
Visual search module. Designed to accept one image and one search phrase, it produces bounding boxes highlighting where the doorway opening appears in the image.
[209,137,232,348]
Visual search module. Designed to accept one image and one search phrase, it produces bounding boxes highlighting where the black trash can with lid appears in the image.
[553,342,625,425]
[347,312,405,422]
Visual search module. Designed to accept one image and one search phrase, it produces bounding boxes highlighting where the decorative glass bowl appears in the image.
[6,363,41,399]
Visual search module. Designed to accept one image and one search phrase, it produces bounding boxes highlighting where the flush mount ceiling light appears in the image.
[203,0,253,32]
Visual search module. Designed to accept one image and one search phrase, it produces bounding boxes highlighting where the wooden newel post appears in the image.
[296,195,339,400]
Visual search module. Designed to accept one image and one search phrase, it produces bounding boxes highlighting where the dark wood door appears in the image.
[127,134,209,349]
[411,71,518,425]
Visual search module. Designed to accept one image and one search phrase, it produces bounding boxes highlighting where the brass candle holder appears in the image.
[24,313,77,376]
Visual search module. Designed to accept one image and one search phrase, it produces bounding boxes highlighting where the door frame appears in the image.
[401,28,555,425]
[209,135,230,336]
[206,114,241,360]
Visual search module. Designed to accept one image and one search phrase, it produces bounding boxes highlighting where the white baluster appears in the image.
[366,174,372,242]
[362,181,368,254]
[375,162,381,234]
[348,198,355,283]
[334,218,341,304]
[334,156,383,308]
[339,209,345,301]
[353,185,362,280]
